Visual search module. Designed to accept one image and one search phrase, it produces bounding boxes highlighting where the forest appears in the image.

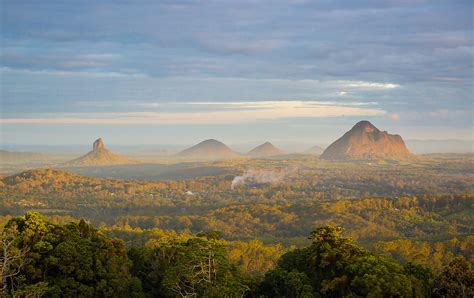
[1,212,472,297]
[1,156,473,296]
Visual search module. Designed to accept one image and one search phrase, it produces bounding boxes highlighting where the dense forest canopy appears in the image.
[1,213,473,297]
[1,155,473,296]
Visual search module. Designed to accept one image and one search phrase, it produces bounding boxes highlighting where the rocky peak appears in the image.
[93,138,105,151]
[352,120,378,133]
[320,120,413,160]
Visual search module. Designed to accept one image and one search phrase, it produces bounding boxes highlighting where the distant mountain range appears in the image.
[321,121,413,161]
[1,121,472,167]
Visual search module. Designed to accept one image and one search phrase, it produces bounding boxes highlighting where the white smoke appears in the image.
[231,167,297,189]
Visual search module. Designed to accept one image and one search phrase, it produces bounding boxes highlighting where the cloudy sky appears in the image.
[1,0,472,146]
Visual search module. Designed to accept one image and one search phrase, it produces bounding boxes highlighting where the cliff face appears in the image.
[321,121,413,160]
[93,138,105,150]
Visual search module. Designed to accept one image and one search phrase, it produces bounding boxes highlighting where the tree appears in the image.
[1,229,29,294]
[260,226,428,297]
[2,212,143,297]
[259,267,314,298]
[162,235,250,297]
[433,257,474,298]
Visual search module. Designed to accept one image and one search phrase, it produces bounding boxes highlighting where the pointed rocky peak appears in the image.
[65,138,136,167]
[93,138,105,151]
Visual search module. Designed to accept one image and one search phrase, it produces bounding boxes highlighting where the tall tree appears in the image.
[433,257,474,298]
[260,226,428,297]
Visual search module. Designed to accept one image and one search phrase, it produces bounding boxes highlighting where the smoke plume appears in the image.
[231,167,297,189]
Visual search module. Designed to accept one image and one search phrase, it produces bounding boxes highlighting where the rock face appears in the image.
[177,139,239,160]
[66,138,136,167]
[93,138,105,150]
[320,121,413,160]
[247,142,285,157]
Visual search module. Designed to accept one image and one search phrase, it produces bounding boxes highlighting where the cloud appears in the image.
[0,101,385,125]
[0,67,148,78]
[344,81,400,89]
[198,35,283,55]
[1,0,472,141]
[177,100,379,107]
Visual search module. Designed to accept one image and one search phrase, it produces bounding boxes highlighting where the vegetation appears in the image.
[0,156,472,296]
[1,212,141,297]
[260,226,428,297]
[1,213,473,297]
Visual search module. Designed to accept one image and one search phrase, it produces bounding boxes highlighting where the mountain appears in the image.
[247,142,285,157]
[65,138,136,167]
[320,121,413,160]
[306,145,324,155]
[177,139,239,160]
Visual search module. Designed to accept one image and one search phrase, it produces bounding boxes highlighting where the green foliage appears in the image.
[2,213,472,297]
[374,236,474,272]
[2,212,142,297]
[130,233,251,297]
[261,226,428,297]
[259,268,314,298]
[0,158,473,297]
[433,257,474,297]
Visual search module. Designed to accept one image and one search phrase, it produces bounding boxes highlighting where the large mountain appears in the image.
[247,142,285,157]
[320,121,413,160]
[65,138,136,167]
[177,139,239,160]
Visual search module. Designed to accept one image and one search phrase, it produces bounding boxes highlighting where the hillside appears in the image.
[177,139,240,160]
[247,142,285,158]
[65,138,136,167]
[321,121,413,160]
[1,168,96,187]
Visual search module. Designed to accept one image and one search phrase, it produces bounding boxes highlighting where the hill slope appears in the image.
[247,142,285,157]
[65,138,136,167]
[177,139,239,160]
[321,121,413,160]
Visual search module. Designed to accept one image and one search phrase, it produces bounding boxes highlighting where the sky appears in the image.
[1,0,473,147]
